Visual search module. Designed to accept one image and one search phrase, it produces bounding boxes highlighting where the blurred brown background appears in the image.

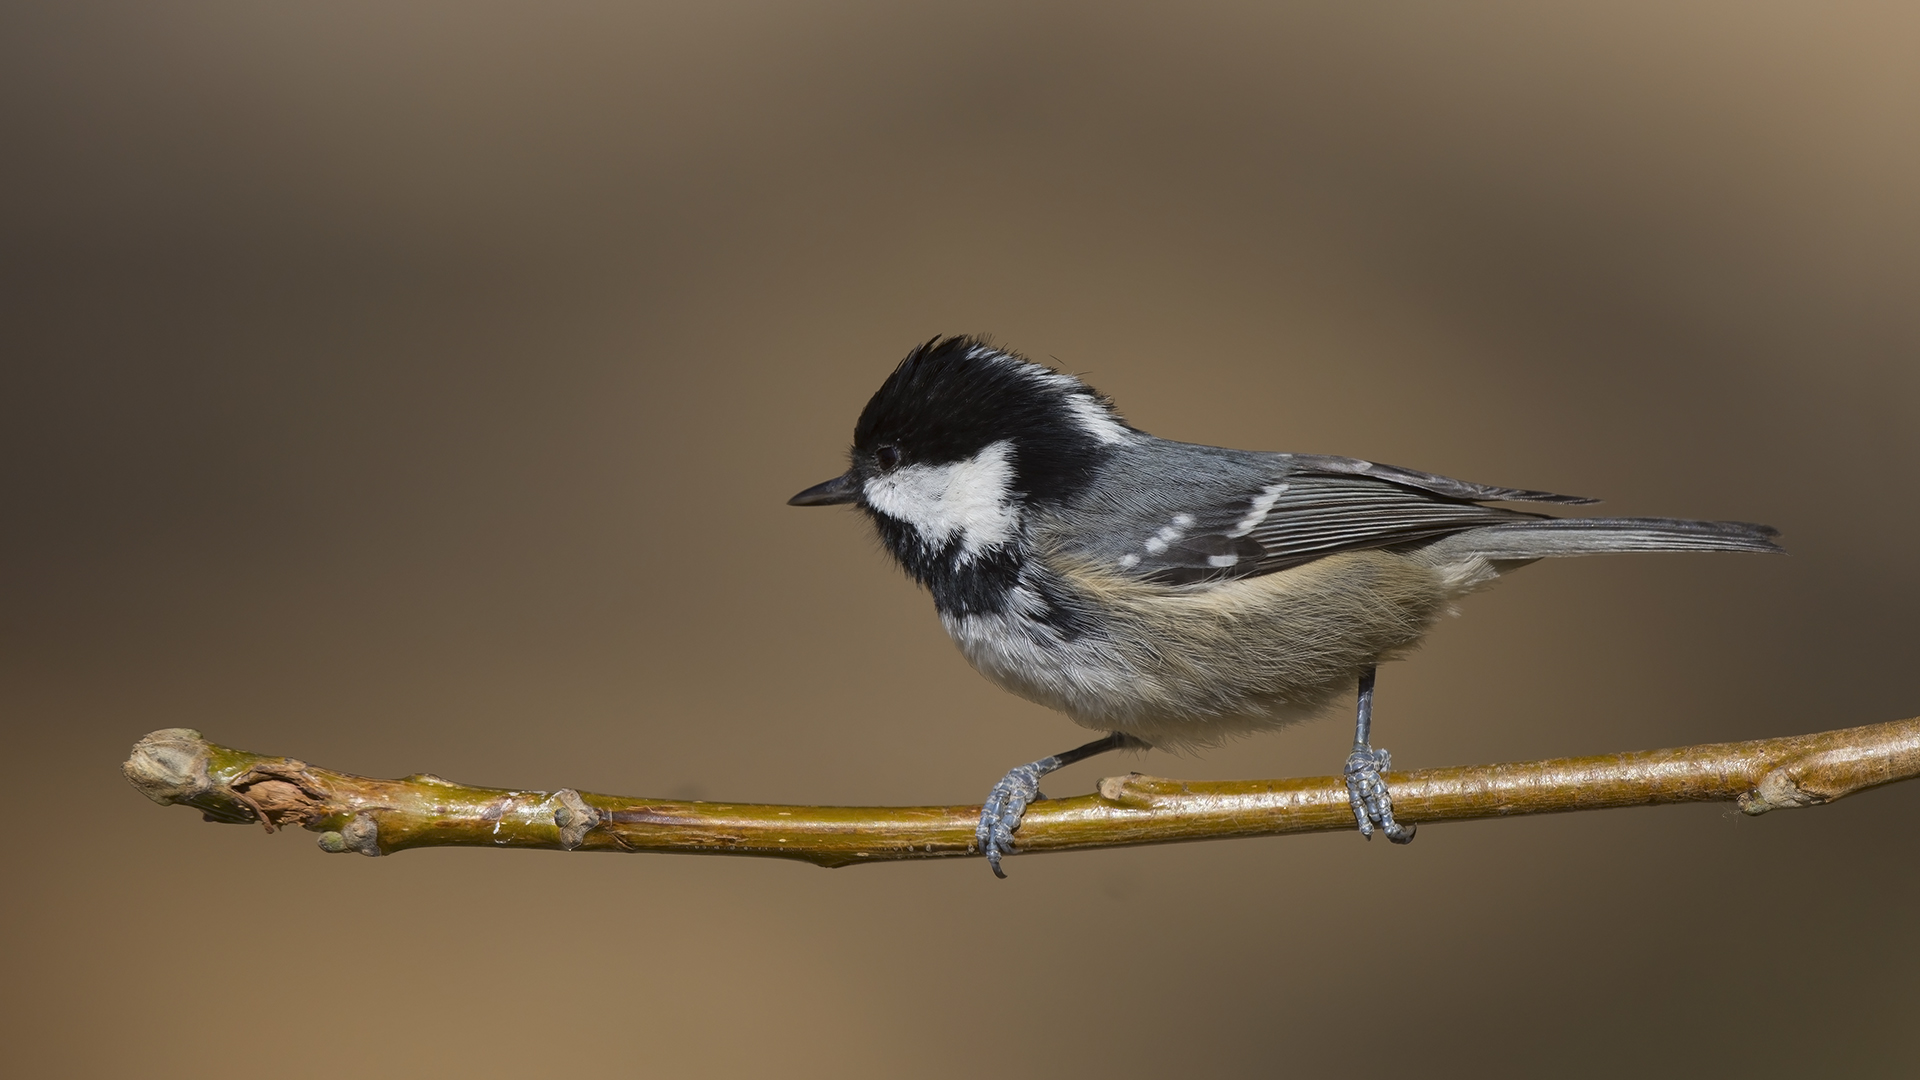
[4,3,1917,1076]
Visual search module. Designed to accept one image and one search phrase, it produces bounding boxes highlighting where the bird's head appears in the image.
[789,336,1135,575]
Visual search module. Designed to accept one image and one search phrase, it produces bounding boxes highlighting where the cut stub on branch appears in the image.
[123,718,1920,870]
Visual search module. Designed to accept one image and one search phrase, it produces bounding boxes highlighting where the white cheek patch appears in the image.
[864,440,1021,559]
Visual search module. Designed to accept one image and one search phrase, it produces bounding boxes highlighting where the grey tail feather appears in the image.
[1425,517,1784,560]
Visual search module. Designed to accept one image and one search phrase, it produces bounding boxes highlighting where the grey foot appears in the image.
[977,761,1050,879]
[975,732,1142,878]
[1344,746,1416,844]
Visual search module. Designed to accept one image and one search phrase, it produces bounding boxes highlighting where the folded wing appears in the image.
[1115,454,1776,586]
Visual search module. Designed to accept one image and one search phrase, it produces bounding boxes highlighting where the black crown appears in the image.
[851,336,1125,506]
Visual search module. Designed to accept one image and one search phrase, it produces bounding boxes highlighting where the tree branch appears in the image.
[123,719,1920,868]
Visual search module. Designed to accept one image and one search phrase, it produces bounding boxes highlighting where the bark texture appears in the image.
[123,719,1920,868]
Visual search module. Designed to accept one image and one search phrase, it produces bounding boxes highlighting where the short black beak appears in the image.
[788,472,861,507]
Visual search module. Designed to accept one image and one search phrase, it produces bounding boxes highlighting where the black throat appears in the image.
[863,511,1100,639]
[862,511,1026,618]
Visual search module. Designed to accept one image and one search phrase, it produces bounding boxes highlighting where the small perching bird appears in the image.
[790,337,1783,876]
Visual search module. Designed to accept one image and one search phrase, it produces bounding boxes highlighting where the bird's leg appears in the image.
[978,731,1146,878]
[1343,666,1416,844]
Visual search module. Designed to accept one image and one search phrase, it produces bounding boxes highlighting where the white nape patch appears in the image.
[1226,483,1289,537]
[1063,393,1133,445]
[964,344,1134,446]
[863,440,1021,560]
[1142,513,1196,556]
[968,343,1075,386]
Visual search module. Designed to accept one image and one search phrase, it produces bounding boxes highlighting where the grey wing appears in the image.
[1283,454,1597,507]
[1124,454,1586,585]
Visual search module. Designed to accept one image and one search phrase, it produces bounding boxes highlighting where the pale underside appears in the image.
[943,542,1508,751]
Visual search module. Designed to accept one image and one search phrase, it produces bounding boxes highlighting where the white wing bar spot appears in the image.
[1143,513,1196,556]
[1226,483,1289,537]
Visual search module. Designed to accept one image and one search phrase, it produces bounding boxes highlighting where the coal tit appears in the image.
[791,336,1783,877]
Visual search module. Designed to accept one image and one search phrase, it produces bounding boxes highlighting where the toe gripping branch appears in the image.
[1344,747,1415,844]
[976,732,1146,878]
[1345,667,1416,844]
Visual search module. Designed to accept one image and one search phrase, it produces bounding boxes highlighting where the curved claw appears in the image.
[974,733,1141,878]
[1344,747,1417,845]
[976,762,1049,878]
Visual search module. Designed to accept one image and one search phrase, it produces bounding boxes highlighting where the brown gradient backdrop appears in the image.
[4,3,1918,1076]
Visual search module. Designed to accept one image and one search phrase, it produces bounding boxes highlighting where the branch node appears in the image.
[122,728,212,806]
[1739,768,1821,815]
[1097,772,1184,808]
[1738,739,1920,815]
[552,789,598,850]
[332,812,381,857]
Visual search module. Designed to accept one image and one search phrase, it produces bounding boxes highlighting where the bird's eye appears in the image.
[874,445,902,471]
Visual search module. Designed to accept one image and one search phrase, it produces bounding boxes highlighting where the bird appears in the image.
[789,336,1783,877]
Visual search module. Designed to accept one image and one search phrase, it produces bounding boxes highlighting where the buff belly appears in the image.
[943,548,1485,750]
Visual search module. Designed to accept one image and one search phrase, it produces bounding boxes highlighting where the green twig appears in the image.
[123,719,1920,869]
